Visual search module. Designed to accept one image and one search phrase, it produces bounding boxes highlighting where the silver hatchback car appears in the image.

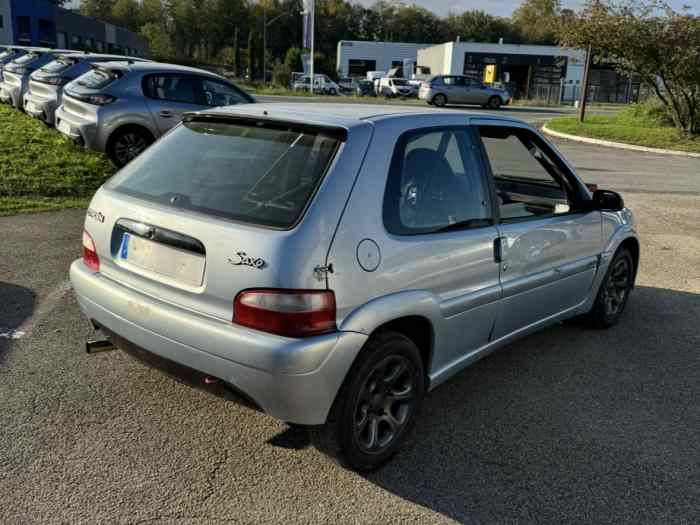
[419,75,511,109]
[71,104,639,471]
[55,61,254,167]
[24,53,148,125]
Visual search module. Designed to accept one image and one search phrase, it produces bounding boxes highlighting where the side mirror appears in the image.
[592,189,624,212]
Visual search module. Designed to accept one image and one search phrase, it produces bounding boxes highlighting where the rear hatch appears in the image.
[63,65,123,118]
[31,56,80,95]
[85,114,345,322]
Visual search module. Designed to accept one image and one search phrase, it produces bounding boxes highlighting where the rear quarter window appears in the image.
[74,68,120,89]
[107,119,342,229]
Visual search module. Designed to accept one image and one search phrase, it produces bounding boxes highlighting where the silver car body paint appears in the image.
[71,103,639,425]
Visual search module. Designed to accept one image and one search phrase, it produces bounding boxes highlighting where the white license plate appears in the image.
[57,119,72,135]
[118,233,205,287]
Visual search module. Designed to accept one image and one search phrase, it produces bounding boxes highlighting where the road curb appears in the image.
[542,124,700,159]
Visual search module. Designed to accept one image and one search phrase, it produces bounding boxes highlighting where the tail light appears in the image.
[82,230,100,271]
[234,289,336,338]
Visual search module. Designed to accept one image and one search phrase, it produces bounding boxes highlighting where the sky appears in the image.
[64,0,699,17]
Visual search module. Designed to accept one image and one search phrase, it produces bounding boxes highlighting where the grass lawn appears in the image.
[0,104,115,216]
[546,106,700,154]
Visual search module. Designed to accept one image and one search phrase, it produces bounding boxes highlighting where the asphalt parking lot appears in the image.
[1,136,699,524]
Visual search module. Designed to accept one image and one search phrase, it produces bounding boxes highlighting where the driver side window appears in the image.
[384,128,491,235]
[200,78,247,107]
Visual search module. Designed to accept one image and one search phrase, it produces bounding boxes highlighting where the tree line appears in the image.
[77,0,568,77]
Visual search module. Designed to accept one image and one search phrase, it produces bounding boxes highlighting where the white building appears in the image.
[418,41,586,100]
[336,40,431,78]
[336,39,588,101]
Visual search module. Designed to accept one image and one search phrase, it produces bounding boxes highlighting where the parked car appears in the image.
[70,103,639,471]
[337,77,357,93]
[24,53,148,125]
[419,75,511,109]
[378,77,416,98]
[292,74,339,95]
[54,61,254,167]
[0,46,30,82]
[355,79,375,97]
[0,48,73,109]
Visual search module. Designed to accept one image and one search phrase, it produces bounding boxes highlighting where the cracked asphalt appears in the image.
[1,139,699,524]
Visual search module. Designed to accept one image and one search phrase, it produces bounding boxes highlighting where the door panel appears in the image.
[143,74,203,134]
[494,212,600,338]
[473,121,603,339]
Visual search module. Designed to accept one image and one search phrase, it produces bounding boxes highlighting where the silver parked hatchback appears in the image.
[419,75,511,109]
[55,61,254,167]
[24,53,148,125]
[71,103,639,471]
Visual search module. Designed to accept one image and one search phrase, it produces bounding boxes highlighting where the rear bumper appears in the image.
[24,91,58,124]
[55,104,100,150]
[70,260,367,425]
[0,82,19,107]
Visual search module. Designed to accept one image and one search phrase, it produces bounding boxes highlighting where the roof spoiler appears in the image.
[182,111,348,141]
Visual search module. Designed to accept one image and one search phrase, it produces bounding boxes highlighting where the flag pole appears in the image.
[309,0,314,95]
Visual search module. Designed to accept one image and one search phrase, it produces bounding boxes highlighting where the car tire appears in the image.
[432,93,447,107]
[309,331,425,472]
[107,126,155,168]
[586,248,635,329]
[488,96,502,109]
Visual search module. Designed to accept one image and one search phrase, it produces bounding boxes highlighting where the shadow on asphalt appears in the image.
[364,286,700,523]
[0,282,36,365]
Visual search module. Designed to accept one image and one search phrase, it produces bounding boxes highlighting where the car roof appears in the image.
[94,60,223,77]
[200,103,525,129]
[57,53,147,62]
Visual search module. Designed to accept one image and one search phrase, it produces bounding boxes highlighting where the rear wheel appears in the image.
[309,331,425,471]
[432,93,447,107]
[488,96,502,109]
[587,248,634,328]
[107,127,154,168]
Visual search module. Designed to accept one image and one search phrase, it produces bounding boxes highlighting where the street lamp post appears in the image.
[263,9,293,86]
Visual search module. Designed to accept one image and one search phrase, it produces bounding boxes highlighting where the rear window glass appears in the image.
[12,53,39,65]
[108,120,342,228]
[0,50,14,60]
[74,68,119,89]
[40,58,75,74]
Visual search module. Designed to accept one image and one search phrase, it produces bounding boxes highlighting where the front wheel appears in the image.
[309,331,425,471]
[488,96,502,109]
[587,248,634,328]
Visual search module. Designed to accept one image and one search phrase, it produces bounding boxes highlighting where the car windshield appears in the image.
[74,68,119,89]
[108,119,342,228]
[40,58,75,74]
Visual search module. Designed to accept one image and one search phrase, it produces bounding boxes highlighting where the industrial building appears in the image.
[0,0,147,56]
[336,40,431,78]
[337,39,638,104]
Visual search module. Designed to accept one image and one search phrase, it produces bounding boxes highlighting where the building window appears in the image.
[57,32,67,48]
[0,15,4,29]
[71,34,82,49]
[85,38,94,51]
[95,41,104,52]
[391,60,403,68]
[17,16,31,36]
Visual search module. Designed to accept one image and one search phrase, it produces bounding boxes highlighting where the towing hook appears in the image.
[85,339,116,354]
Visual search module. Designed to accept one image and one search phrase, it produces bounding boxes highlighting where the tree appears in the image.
[248,31,256,80]
[81,0,117,23]
[233,27,241,77]
[284,47,302,72]
[513,0,561,44]
[558,1,700,136]
[140,22,175,59]
[112,0,141,32]
[446,10,522,43]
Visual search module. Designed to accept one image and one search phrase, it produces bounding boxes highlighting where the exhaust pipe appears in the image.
[85,339,116,354]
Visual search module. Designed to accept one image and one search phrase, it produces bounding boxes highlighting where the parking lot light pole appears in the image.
[263,9,293,86]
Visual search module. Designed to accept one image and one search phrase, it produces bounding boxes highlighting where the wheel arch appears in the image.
[371,316,434,382]
[619,236,640,286]
[106,122,156,153]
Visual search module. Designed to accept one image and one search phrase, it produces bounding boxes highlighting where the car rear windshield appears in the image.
[11,52,39,65]
[74,68,119,89]
[0,50,15,60]
[40,58,75,74]
[108,119,342,229]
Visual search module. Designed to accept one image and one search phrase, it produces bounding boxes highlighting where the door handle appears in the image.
[493,237,504,263]
[159,110,173,118]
